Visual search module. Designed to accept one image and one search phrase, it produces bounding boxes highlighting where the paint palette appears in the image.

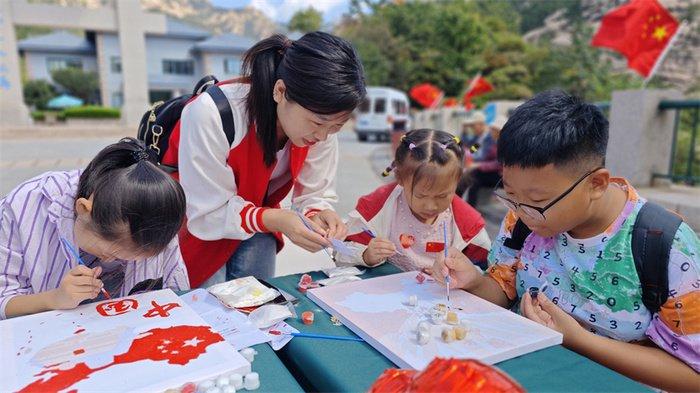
[0,289,250,392]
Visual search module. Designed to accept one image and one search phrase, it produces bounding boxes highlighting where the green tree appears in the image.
[23,79,56,110]
[51,68,99,103]
[288,7,323,32]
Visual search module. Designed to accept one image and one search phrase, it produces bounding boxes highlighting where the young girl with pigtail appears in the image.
[336,129,491,271]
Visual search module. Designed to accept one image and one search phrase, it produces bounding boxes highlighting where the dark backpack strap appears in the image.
[503,219,532,251]
[205,85,236,146]
[631,202,683,313]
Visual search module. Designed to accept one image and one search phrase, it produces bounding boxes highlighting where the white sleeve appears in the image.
[178,94,261,241]
[291,134,339,214]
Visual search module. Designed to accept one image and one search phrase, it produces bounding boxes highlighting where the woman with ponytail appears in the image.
[0,137,189,319]
[171,32,366,287]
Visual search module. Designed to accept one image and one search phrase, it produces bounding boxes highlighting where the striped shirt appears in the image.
[0,170,190,319]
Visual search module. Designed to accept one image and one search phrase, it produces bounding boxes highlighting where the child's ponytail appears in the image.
[77,137,186,254]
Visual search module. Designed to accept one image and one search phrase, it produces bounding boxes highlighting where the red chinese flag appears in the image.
[409,83,443,108]
[443,97,458,107]
[463,76,493,110]
[591,0,679,77]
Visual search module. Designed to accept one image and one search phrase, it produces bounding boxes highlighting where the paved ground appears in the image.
[0,126,502,277]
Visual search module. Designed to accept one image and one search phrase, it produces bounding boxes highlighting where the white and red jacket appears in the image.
[337,183,491,269]
[162,82,339,286]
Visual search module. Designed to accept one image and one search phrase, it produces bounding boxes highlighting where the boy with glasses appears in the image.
[433,90,699,391]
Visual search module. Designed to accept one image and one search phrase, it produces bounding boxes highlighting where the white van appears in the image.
[354,87,410,142]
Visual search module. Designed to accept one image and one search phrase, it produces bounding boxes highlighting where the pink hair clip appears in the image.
[408,143,417,150]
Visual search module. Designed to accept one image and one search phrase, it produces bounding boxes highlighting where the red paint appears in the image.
[301,311,314,325]
[415,273,426,284]
[142,301,181,318]
[268,330,282,336]
[18,325,224,393]
[399,234,415,249]
[72,349,85,355]
[96,299,139,317]
[180,382,197,393]
[73,328,85,334]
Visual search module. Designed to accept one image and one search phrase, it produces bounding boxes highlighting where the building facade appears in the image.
[18,17,254,108]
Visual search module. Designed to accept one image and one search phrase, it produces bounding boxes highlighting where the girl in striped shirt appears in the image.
[0,138,189,319]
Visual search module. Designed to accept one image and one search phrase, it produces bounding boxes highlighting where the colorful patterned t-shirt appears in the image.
[487,178,699,372]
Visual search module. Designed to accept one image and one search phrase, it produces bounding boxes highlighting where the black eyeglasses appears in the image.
[493,166,604,222]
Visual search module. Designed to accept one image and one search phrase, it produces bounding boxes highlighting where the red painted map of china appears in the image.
[18,325,224,393]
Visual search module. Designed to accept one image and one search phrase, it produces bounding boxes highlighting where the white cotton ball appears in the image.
[243,372,260,390]
[229,374,244,390]
[198,380,215,392]
[417,330,430,345]
[240,347,257,363]
[221,386,236,393]
[216,376,230,387]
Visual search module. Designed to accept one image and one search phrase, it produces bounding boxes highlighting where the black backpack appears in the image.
[137,75,236,172]
[503,202,683,313]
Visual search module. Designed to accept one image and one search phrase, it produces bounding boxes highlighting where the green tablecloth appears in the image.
[250,343,305,393]
[267,264,650,392]
[176,291,304,393]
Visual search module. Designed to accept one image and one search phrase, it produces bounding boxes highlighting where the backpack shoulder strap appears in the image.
[503,219,532,251]
[631,201,683,313]
[205,84,236,146]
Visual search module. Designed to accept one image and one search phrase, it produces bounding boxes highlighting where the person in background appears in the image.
[464,115,506,207]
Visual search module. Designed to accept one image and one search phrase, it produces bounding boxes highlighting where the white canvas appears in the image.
[308,271,563,370]
[1,289,250,392]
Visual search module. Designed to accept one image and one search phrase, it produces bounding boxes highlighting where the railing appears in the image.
[596,99,699,186]
[656,100,699,186]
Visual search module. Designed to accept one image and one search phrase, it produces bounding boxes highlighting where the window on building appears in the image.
[162,59,194,75]
[374,98,387,114]
[392,100,407,114]
[46,57,83,73]
[224,58,241,75]
[110,56,121,73]
[111,91,123,108]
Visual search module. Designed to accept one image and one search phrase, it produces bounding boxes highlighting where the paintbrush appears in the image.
[442,222,450,309]
[295,211,335,262]
[61,238,112,299]
[268,329,365,342]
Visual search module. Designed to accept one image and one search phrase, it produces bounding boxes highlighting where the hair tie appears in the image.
[408,143,417,151]
[381,161,396,177]
[453,135,460,144]
[131,150,151,163]
[437,142,448,151]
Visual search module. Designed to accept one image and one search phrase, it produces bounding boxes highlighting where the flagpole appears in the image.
[460,72,481,107]
[642,20,687,89]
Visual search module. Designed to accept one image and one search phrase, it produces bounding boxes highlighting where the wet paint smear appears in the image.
[18,325,224,393]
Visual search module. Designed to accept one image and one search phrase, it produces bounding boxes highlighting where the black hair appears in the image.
[498,90,608,172]
[77,137,186,255]
[384,129,464,191]
[242,32,367,166]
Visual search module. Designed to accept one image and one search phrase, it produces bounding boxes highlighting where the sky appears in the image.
[210,0,351,24]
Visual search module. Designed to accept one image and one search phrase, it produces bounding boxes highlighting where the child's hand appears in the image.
[520,292,586,346]
[50,265,104,310]
[309,209,348,240]
[432,247,482,290]
[362,238,396,266]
